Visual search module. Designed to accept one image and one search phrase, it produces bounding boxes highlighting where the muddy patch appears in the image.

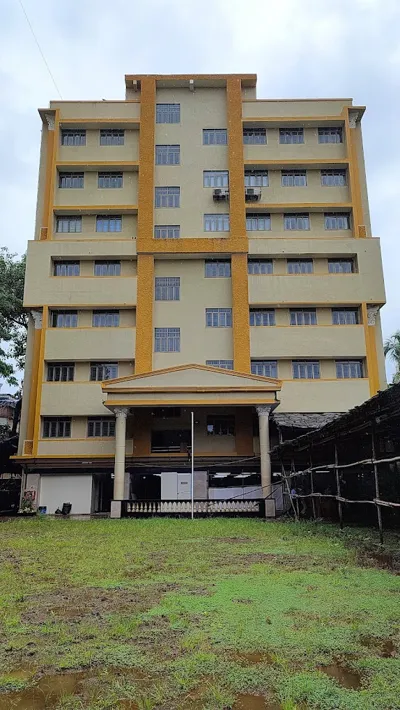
[21,586,161,624]
[318,663,361,689]
[360,636,396,658]
[230,651,273,665]
[240,553,315,570]
[233,694,281,710]
[357,549,400,573]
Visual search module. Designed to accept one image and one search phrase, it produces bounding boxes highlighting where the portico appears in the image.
[101,364,281,518]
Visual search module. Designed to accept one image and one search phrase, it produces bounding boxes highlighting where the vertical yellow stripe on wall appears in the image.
[32,306,48,456]
[361,303,380,397]
[227,77,250,372]
[344,109,364,238]
[135,77,156,373]
[135,255,154,373]
[26,326,42,442]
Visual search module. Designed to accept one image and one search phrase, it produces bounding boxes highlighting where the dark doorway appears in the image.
[93,474,113,513]
[151,430,191,453]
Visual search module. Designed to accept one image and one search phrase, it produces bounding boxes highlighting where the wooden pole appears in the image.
[334,442,343,530]
[291,456,300,519]
[371,423,384,544]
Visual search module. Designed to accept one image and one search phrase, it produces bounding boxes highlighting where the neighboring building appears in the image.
[15,74,386,516]
[0,394,18,431]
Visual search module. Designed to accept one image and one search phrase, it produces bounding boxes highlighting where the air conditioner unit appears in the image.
[245,187,262,202]
[213,188,229,201]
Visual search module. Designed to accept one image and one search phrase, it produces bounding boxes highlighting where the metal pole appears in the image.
[371,423,384,544]
[334,442,343,530]
[191,411,194,520]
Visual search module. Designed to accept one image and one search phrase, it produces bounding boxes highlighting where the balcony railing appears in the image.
[122,499,266,517]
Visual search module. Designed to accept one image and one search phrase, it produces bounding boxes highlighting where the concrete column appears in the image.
[256,405,275,517]
[111,407,129,518]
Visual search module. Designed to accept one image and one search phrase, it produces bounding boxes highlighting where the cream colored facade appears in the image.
[17,74,386,516]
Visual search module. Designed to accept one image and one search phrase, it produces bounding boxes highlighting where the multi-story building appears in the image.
[16,73,386,517]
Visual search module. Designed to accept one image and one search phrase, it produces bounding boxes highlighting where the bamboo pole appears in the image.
[371,423,384,544]
[310,445,316,520]
[334,443,343,530]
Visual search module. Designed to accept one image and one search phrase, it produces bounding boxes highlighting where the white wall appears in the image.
[39,475,93,514]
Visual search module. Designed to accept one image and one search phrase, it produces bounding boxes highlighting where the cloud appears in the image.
[0,0,398,383]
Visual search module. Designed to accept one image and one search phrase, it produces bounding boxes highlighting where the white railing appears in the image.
[123,499,262,516]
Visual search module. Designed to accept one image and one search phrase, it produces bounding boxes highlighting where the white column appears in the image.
[256,405,274,505]
[113,407,129,501]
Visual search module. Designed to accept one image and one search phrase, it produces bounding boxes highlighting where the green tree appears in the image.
[0,248,27,386]
[384,330,400,384]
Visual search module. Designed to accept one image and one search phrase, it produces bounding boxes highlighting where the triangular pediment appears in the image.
[102,363,281,393]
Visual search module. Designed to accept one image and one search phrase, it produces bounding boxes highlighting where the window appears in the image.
[207,415,235,436]
[287,259,313,274]
[155,145,180,165]
[92,310,120,327]
[246,213,271,231]
[332,308,359,325]
[321,169,347,187]
[156,104,180,123]
[43,418,71,438]
[244,170,269,187]
[324,213,350,230]
[51,311,77,328]
[90,362,118,381]
[281,170,307,187]
[155,187,180,208]
[279,128,304,144]
[204,214,229,232]
[203,129,227,145]
[59,172,84,188]
[154,225,180,239]
[336,360,363,379]
[47,363,74,382]
[318,127,343,143]
[251,360,278,378]
[53,261,80,277]
[96,215,122,232]
[98,172,123,188]
[250,309,275,326]
[61,130,86,146]
[152,407,181,418]
[206,360,234,370]
[154,327,180,352]
[100,129,124,146]
[328,259,354,274]
[56,216,82,234]
[243,128,267,144]
[290,308,317,325]
[248,259,273,275]
[94,261,121,276]
[205,260,231,277]
[284,213,310,230]
[292,361,320,379]
[87,418,115,437]
[205,308,232,327]
[203,171,229,188]
[155,277,180,301]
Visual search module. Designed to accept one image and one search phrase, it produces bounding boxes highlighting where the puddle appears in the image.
[2,668,35,682]
[318,664,361,689]
[231,651,273,665]
[0,672,88,709]
[233,694,280,710]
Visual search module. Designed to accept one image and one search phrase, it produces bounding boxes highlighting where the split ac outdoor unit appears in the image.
[213,188,229,201]
[245,187,262,201]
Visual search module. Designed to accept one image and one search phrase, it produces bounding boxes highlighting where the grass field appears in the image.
[0,517,399,709]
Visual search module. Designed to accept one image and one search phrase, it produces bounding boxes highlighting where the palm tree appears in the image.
[384,331,400,384]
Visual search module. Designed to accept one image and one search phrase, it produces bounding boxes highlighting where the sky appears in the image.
[0,0,399,386]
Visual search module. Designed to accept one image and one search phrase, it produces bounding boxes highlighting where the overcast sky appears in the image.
[1,0,399,384]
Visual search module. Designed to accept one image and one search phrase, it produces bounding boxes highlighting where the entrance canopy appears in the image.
[102,363,281,410]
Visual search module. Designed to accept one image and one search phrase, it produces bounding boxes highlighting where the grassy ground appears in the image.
[0,518,399,710]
